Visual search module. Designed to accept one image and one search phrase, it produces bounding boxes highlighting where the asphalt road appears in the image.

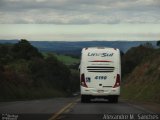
[0,97,158,120]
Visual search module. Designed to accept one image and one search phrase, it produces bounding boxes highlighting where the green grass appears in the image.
[55,54,80,65]
[42,52,80,65]
[121,74,160,103]
[121,52,160,104]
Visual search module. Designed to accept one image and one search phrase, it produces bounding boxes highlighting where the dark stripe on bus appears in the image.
[88,71,113,72]
[87,69,114,70]
[87,66,114,68]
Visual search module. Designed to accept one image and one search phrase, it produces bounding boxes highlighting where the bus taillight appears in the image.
[113,74,120,88]
[81,73,88,88]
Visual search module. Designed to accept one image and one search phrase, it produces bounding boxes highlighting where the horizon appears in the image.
[0,39,158,42]
[0,24,160,41]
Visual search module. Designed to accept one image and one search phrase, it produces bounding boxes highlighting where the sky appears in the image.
[0,0,160,41]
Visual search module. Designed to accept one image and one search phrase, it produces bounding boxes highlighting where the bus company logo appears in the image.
[88,53,114,57]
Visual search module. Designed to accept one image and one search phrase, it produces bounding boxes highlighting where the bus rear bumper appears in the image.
[81,86,120,96]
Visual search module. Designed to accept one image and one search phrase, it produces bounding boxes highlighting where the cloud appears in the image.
[0,0,160,24]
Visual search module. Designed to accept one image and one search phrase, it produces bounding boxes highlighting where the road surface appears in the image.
[0,97,158,120]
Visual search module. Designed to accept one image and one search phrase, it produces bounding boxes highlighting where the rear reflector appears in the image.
[113,74,121,88]
[80,73,88,88]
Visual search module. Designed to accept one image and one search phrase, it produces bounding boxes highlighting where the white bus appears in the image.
[79,47,121,103]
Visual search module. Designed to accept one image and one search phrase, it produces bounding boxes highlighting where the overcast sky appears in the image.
[0,0,160,41]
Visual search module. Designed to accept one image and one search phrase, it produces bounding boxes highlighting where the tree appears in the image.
[12,39,43,60]
[143,42,153,48]
[0,64,5,81]
[29,54,71,90]
[45,54,71,90]
[157,40,160,47]
[0,44,12,64]
[121,45,154,77]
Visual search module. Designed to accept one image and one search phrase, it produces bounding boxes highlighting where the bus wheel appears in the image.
[81,95,90,103]
[108,96,118,103]
[81,95,86,103]
[113,96,118,103]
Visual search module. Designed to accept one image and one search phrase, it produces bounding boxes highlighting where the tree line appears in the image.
[0,39,78,100]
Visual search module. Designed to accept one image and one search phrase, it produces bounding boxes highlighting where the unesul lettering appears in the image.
[88,53,114,57]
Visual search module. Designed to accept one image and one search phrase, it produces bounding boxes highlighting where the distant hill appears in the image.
[0,40,157,56]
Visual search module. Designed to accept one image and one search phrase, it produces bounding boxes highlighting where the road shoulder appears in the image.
[122,99,160,113]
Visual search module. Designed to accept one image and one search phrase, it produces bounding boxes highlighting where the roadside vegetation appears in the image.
[0,39,80,101]
[55,54,80,93]
[54,54,79,65]
[121,41,160,103]
[1,39,159,103]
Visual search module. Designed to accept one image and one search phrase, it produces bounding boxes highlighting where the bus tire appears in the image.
[108,96,118,103]
[81,95,90,103]
[113,96,118,103]
[81,95,86,103]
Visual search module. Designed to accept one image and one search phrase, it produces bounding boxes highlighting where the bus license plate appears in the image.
[97,90,104,93]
